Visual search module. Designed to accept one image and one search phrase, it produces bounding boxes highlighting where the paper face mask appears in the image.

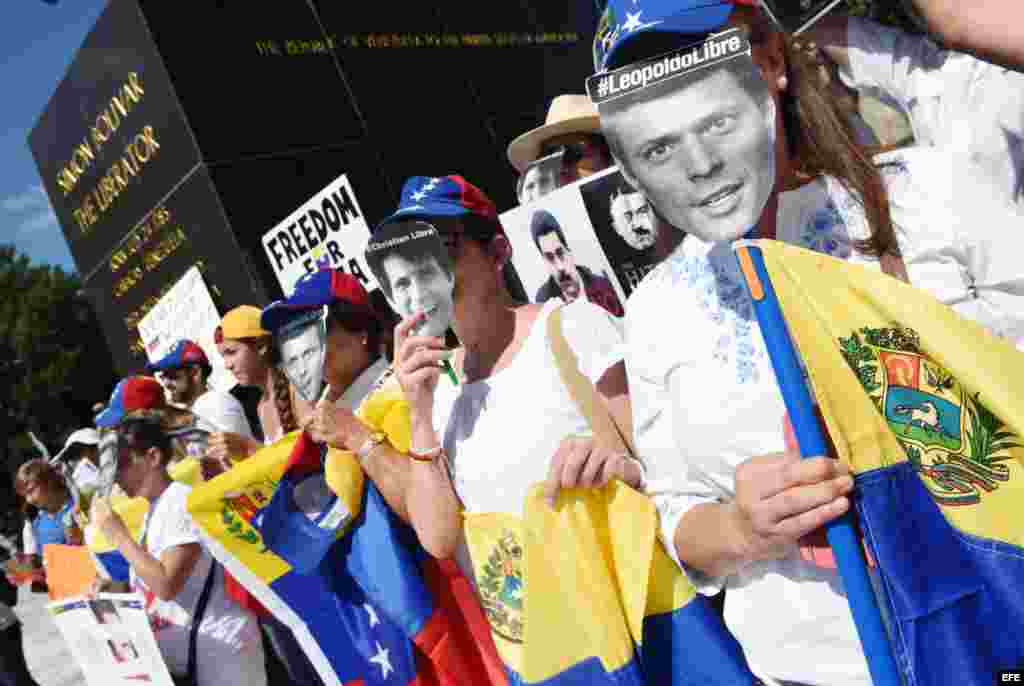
[365,221,455,339]
[276,307,329,403]
[589,28,776,246]
[517,149,565,205]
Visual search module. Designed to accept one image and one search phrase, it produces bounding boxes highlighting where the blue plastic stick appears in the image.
[735,244,902,686]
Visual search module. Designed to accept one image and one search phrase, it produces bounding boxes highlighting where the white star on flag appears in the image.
[622,10,662,33]
[370,642,393,679]
[402,204,424,212]
[411,190,426,201]
[363,603,380,628]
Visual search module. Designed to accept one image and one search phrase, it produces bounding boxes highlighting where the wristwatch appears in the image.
[356,431,387,466]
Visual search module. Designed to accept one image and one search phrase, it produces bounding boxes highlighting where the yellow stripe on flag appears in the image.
[187,432,365,585]
[756,239,1024,547]
[463,482,698,682]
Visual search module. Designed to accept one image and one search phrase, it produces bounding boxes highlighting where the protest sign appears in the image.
[262,173,377,296]
[501,171,626,317]
[136,266,231,391]
[43,544,97,601]
[49,593,175,686]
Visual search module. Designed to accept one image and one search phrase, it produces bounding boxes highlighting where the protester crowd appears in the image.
[5,0,1024,684]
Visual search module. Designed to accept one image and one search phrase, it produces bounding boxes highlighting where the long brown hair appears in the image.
[15,459,70,509]
[760,18,899,257]
[225,335,299,435]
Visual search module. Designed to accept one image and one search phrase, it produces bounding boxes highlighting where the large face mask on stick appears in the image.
[276,307,329,403]
[590,28,776,246]
[365,221,456,340]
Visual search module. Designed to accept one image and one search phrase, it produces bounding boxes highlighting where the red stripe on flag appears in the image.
[415,557,508,686]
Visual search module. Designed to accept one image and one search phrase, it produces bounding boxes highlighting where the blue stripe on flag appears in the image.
[856,462,1024,686]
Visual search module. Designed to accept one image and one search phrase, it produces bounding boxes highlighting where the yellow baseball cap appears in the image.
[216,305,269,341]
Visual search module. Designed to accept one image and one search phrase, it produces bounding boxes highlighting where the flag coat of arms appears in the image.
[750,240,1024,685]
[187,432,430,685]
[463,481,756,685]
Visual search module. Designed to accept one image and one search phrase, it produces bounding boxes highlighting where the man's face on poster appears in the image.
[537,231,582,301]
[279,321,325,403]
[381,253,455,338]
[518,164,559,205]
[604,66,776,244]
[610,190,657,250]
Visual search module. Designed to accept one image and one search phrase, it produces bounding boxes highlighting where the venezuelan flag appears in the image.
[85,494,148,582]
[463,481,755,685]
[84,455,218,581]
[750,239,1024,685]
[188,382,502,686]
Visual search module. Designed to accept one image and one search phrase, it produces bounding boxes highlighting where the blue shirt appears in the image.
[32,499,74,548]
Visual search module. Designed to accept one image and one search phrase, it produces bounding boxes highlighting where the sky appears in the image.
[0,0,108,273]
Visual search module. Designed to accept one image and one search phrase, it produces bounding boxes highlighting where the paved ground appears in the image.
[15,586,85,686]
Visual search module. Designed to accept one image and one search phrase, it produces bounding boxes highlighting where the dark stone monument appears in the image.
[29,0,599,375]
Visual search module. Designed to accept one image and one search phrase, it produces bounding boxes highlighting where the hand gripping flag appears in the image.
[85,494,148,582]
[186,432,412,686]
[737,240,1024,686]
[188,390,505,686]
[337,374,510,686]
[462,481,756,685]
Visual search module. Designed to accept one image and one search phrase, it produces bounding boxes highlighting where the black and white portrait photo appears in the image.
[578,168,672,297]
[365,221,455,338]
[501,181,626,318]
[276,308,328,403]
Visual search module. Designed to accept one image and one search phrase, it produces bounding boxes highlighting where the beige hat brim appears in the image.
[507,114,602,174]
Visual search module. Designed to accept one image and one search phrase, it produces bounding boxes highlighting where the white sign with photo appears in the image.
[502,169,628,318]
[137,267,232,391]
[261,173,378,297]
[48,594,175,686]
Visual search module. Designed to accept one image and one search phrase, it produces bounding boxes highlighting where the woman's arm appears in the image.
[674,452,853,578]
[908,0,1024,71]
[92,498,201,602]
[397,313,463,559]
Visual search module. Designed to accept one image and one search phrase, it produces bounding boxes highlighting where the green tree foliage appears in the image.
[0,245,115,485]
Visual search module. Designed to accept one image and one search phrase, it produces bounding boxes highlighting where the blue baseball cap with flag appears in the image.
[146,340,210,373]
[261,268,374,334]
[594,0,740,73]
[376,175,499,231]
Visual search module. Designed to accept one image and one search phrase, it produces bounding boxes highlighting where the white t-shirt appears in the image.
[132,482,265,686]
[72,459,100,498]
[432,298,625,519]
[842,17,1024,206]
[191,389,254,438]
[627,147,1024,686]
[22,521,37,556]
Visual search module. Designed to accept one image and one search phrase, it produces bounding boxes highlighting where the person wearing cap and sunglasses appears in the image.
[90,391,267,686]
[594,1,1024,684]
[52,428,102,504]
[148,340,255,442]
